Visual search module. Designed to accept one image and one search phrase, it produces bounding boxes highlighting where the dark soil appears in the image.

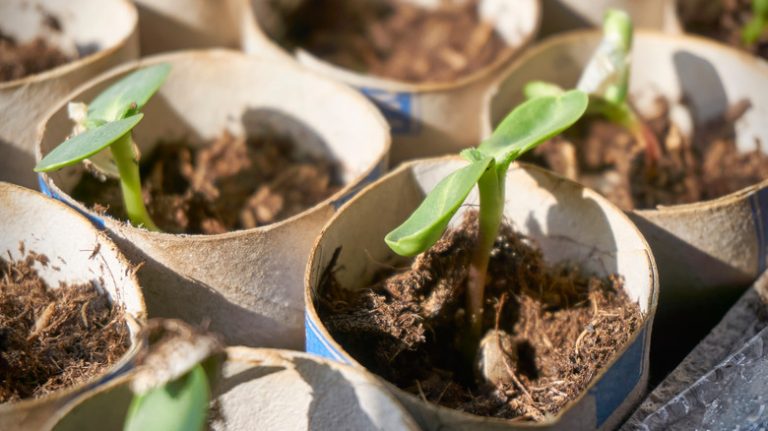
[678,0,768,60]
[0,248,129,403]
[281,0,511,83]
[318,213,643,421]
[0,30,75,82]
[525,98,768,211]
[71,131,343,234]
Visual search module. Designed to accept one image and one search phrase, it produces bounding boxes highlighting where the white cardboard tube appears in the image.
[52,347,420,431]
[0,0,138,189]
[305,157,658,430]
[36,50,390,350]
[0,183,145,431]
[485,30,768,291]
[241,0,541,163]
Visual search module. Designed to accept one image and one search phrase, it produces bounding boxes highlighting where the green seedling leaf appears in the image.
[524,81,564,99]
[124,364,210,431]
[89,63,171,122]
[34,115,144,172]
[577,8,632,105]
[385,156,493,256]
[742,0,768,45]
[478,90,588,164]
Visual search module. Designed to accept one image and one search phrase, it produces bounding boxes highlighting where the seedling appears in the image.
[123,363,210,431]
[385,90,588,358]
[35,64,171,231]
[525,9,662,170]
[742,0,768,46]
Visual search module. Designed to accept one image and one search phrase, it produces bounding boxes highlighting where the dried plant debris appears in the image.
[283,0,511,83]
[527,98,768,210]
[319,213,643,420]
[0,250,129,402]
[73,131,342,234]
[0,29,75,82]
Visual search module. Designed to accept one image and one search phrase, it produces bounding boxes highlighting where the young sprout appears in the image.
[385,90,588,359]
[35,64,171,231]
[743,0,768,46]
[123,363,210,431]
[525,9,662,170]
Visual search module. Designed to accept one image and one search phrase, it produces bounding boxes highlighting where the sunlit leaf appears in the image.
[523,81,564,99]
[89,64,171,122]
[478,90,588,164]
[742,0,768,45]
[34,115,143,172]
[123,364,209,431]
[385,156,493,256]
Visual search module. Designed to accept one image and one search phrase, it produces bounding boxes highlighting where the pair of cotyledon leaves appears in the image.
[385,89,588,257]
[34,63,171,172]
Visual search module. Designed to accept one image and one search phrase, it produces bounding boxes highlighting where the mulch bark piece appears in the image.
[0,249,129,403]
[283,0,511,83]
[319,212,643,421]
[678,0,768,60]
[0,30,74,82]
[72,131,342,234]
[525,98,768,211]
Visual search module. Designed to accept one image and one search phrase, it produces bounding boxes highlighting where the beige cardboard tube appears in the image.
[0,183,145,431]
[133,0,244,55]
[241,0,541,163]
[52,347,420,430]
[305,158,658,430]
[537,0,682,37]
[485,30,768,291]
[36,50,390,350]
[0,0,138,189]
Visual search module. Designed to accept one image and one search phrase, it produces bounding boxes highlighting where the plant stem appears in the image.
[466,167,505,349]
[110,133,159,231]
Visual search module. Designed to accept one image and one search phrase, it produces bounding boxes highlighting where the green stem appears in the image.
[466,166,505,349]
[110,133,159,231]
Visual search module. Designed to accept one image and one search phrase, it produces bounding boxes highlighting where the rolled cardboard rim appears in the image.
[213,347,421,430]
[51,345,421,430]
[0,0,138,90]
[304,157,659,429]
[243,0,542,93]
[0,182,145,429]
[36,49,390,239]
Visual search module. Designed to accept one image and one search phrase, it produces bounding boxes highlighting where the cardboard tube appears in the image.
[52,346,420,430]
[0,0,138,189]
[241,0,541,163]
[37,50,390,349]
[0,183,145,431]
[304,158,658,430]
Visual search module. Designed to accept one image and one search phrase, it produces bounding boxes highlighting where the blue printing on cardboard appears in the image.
[749,187,768,274]
[38,174,105,229]
[305,313,349,364]
[331,160,385,210]
[589,326,647,427]
[360,87,418,134]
